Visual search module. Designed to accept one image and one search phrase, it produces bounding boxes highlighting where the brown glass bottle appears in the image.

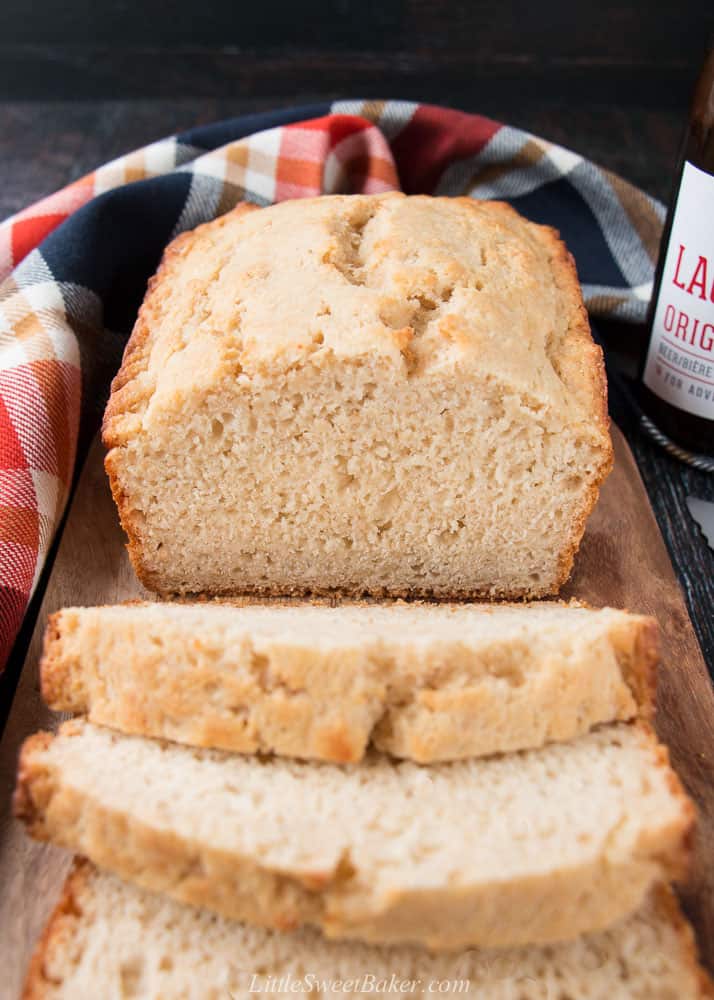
[640,44,714,455]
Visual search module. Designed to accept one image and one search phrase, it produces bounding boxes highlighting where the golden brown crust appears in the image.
[39,612,80,712]
[119,577,558,601]
[22,860,91,1000]
[637,721,698,882]
[625,615,660,715]
[536,223,613,592]
[652,885,714,999]
[102,449,160,593]
[13,731,55,838]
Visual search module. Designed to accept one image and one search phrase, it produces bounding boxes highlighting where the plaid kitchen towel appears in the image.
[0,99,681,670]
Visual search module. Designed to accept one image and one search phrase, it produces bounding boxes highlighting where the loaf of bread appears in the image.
[103,193,612,599]
[15,719,692,951]
[41,600,657,762]
[24,862,713,999]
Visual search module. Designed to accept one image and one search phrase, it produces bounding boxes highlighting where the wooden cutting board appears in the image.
[0,425,713,999]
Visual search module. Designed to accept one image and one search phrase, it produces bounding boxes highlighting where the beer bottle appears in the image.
[640,43,714,455]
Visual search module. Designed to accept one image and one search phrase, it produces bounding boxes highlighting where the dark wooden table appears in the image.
[1,0,713,724]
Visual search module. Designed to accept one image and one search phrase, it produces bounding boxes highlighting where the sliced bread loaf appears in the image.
[25,862,713,999]
[102,194,612,601]
[40,600,657,763]
[15,719,693,951]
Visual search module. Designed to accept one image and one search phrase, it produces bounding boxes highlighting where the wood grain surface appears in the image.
[0,425,712,999]
[0,0,709,103]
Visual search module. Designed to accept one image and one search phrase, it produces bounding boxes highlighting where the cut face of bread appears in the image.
[102,193,612,599]
[24,863,713,1000]
[41,600,657,762]
[15,720,692,951]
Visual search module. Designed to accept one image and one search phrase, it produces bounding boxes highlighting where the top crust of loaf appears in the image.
[102,194,609,451]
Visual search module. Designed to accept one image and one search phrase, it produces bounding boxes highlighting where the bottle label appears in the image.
[644,160,714,419]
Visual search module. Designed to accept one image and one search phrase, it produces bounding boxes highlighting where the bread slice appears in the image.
[40,600,657,763]
[24,862,713,1000]
[102,193,612,601]
[15,719,693,950]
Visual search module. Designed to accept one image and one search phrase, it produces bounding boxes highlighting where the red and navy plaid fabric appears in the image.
[0,99,666,670]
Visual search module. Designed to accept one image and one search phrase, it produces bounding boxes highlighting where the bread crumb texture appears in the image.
[16,719,692,950]
[103,193,612,599]
[24,863,713,999]
[40,600,656,762]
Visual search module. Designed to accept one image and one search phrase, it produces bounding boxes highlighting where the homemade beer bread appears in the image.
[41,600,657,763]
[103,193,612,599]
[24,863,714,1000]
[15,719,692,951]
